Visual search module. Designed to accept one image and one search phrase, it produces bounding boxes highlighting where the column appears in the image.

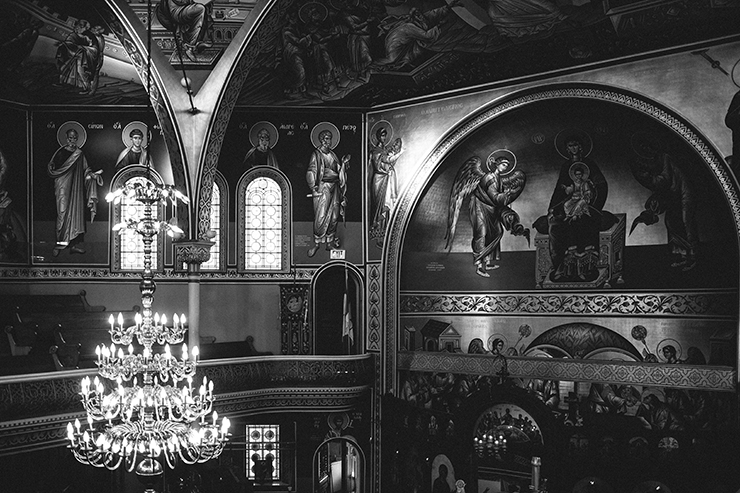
[175,240,214,349]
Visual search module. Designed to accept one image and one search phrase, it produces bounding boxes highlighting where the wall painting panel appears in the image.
[32,110,172,264]
[220,109,363,266]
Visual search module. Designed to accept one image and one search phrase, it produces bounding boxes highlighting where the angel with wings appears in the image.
[445,149,529,278]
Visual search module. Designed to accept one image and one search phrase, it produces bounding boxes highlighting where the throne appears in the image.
[535,213,626,289]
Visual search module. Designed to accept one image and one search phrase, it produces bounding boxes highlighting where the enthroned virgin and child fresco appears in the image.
[402,96,738,293]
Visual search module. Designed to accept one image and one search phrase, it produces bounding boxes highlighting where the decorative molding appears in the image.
[0,267,315,281]
[371,352,382,493]
[175,239,215,267]
[384,84,740,394]
[215,387,369,416]
[399,291,738,318]
[367,264,382,352]
[397,351,736,392]
[0,376,83,421]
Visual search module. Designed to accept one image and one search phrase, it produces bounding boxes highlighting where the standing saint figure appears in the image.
[306,124,351,258]
[243,122,279,169]
[369,122,403,247]
[115,123,149,169]
[445,149,529,277]
[629,133,698,271]
[47,124,103,256]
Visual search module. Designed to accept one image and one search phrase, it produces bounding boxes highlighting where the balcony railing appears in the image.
[0,354,375,456]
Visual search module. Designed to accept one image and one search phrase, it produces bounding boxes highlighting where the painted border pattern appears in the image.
[216,387,369,416]
[397,351,736,391]
[383,84,740,395]
[367,263,382,351]
[0,267,315,281]
[400,292,738,317]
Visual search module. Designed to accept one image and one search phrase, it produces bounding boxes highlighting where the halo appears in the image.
[485,149,517,175]
[656,338,682,362]
[641,386,665,400]
[311,122,340,149]
[299,2,328,23]
[249,121,279,149]
[57,121,87,148]
[629,436,648,447]
[555,128,593,159]
[657,437,679,451]
[630,131,664,159]
[122,121,149,149]
[568,162,590,182]
[369,120,393,146]
[732,57,740,89]
[487,334,508,352]
[327,412,349,430]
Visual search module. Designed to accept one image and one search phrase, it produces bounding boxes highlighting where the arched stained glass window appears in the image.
[245,176,281,270]
[110,167,165,272]
[237,168,291,273]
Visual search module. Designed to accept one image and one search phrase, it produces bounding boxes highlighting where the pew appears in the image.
[0,291,140,373]
[5,323,37,356]
[50,343,82,370]
[0,290,105,317]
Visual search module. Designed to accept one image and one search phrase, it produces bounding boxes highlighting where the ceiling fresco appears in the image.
[0,0,256,105]
[0,0,147,105]
[237,0,740,107]
[0,0,738,107]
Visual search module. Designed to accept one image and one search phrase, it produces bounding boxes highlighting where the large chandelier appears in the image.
[65,179,229,481]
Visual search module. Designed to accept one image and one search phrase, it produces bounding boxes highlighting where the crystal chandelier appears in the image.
[65,179,230,480]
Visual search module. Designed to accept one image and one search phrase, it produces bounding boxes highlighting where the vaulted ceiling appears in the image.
[1,0,738,108]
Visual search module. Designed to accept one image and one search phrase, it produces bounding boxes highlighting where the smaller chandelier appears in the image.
[66,179,229,478]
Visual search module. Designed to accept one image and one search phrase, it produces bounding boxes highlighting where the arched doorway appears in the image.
[313,436,365,493]
[312,261,363,355]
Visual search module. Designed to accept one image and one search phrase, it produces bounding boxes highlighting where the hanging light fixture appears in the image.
[65,0,228,481]
[65,180,229,478]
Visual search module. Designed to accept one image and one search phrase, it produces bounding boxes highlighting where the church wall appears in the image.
[367,40,739,262]
[368,39,740,493]
[0,101,367,365]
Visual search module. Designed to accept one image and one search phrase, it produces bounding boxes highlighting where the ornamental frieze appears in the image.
[397,351,735,392]
[399,292,737,318]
